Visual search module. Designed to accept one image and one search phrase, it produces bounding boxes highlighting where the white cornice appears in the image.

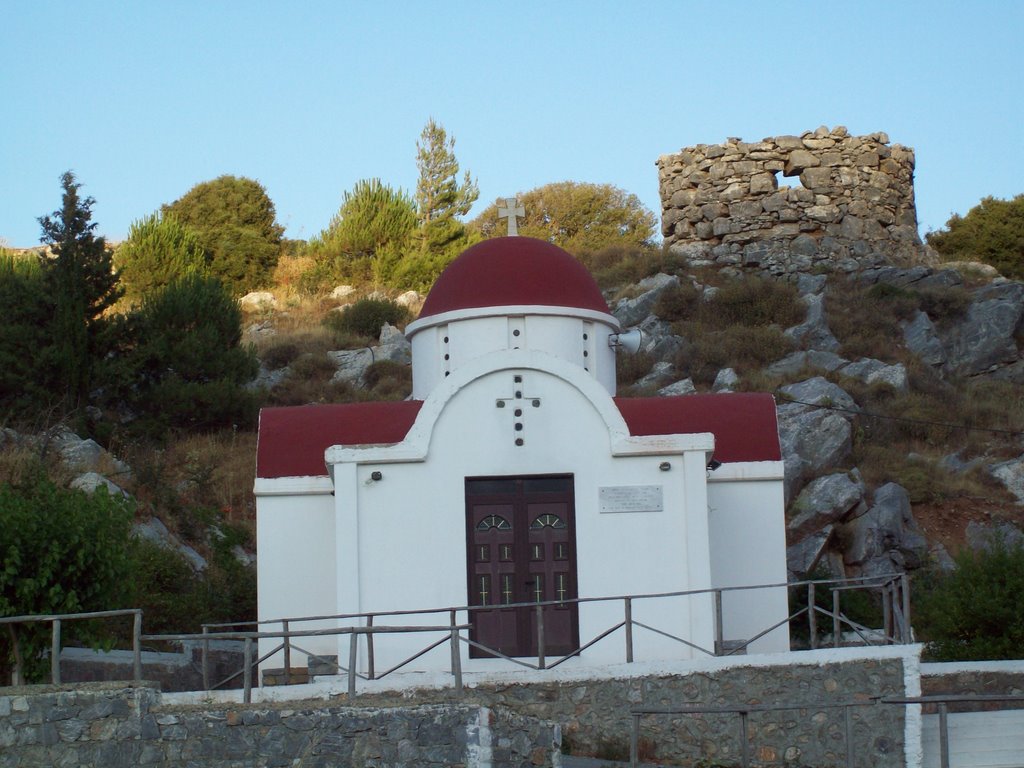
[405,304,621,337]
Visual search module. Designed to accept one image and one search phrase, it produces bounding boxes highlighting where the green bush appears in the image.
[653,281,701,322]
[0,477,134,681]
[915,538,1024,660]
[120,274,259,437]
[323,298,409,340]
[363,360,412,400]
[115,212,208,301]
[925,194,1024,280]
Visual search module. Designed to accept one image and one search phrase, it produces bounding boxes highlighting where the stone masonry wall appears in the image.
[657,126,927,274]
[0,682,559,768]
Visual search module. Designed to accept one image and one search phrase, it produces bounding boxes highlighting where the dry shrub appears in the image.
[704,276,805,328]
[164,431,258,530]
[271,252,317,294]
[363,360,412,400]
[652,281,701,322]
[615,350,655,386]
[677,324,794,385]
[579,244,686,290]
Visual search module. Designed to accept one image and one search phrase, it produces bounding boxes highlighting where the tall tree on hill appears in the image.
[926,194,1024,280]
[470,181,657,255]
[37,171,122,410]
[163,175,284,294]
[415,119,479,256]
[115,211,209,301]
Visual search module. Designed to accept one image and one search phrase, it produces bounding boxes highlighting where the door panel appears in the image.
[466,476,578,658]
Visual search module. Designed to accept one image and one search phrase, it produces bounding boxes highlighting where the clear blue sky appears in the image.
[2,1,1022,248]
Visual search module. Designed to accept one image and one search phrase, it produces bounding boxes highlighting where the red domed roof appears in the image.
[418,237,610,319]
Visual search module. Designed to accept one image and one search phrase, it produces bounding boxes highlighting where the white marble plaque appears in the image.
[598,485,663,514]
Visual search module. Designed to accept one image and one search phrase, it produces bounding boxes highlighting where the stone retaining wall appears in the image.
[657,126,928,274]
[0,682,559,768]
[922,661,1024,713]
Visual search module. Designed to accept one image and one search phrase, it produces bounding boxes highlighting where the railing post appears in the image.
[832,589,841,648]
[281,619,291,681]
[51,619,61,684]
[535,605,545,670]
[714,589,724,655]
[201,625,210,691]
[132,611,143,684]
[882,584,893,644]
[243,637,253,704]
[347,631,358,699]
[366,615,375,680]
[450,620,463,693]
[900,573,912,643]
[808,583,817,650]
[938,701,949,768]
[624,597,634,663]
[739,710,750,768]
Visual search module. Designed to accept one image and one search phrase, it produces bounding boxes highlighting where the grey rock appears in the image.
[777,409,853,503]
[940,452,986,474]
[613,273,680,327]
[838,358,909,391]
[916,269,963,289]
[778,376,858,415]
[658,378,696,396]
[712,368,738,392]
[329,323,411,385]
[636,361,676,389]
[239,291,277,310]
[329,284,356,301]
[787,472,865,540]
[795,272,827,295]
[966,520,1024,551]
[395,290,422,307]
[766,350,848,377]
[929,542,957,572]
[784,294,840,352]
[787,526,833,579]
[133,517,208,573]
[941,282,1024,376]
[840,483,928,576]
[902,311,946,366]
[247,363,290,392]
[988,455,1024,504]
[50,427,131,478]
[69,472,128,498]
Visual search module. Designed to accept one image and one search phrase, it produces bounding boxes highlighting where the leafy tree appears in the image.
[914,537,1024,660]
[304,179,417,290]
[0,477,134,682]
[116,212,208,301]
[926,194,1024,279]
[0,254,50,417]
[323,297,410,340]
[415,118,478,256]
[122,273,259,437]
[163,175,284,293]
[470,181,657,255]
[38,171,123,409]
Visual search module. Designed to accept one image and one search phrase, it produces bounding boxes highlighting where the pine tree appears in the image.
[37,171,122,409]
[116,212,208,301]
[415,119,479,255]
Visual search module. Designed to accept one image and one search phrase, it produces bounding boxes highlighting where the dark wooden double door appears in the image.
[466,475,579,658]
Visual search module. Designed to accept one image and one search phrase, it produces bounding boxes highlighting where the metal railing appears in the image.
[629,693,1024,768]
[184,573,909,699]
[0,609,143,686]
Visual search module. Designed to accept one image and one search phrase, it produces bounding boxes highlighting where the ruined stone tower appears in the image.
[657,126,928,274]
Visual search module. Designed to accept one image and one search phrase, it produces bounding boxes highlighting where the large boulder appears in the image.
[966,520,1024,552]
[778,377,858,415]
[839,483,928,577]
[69,472,128,498]
[784,293,841,352]
[133,517,208,572]
[988,455,1024,504]
[902,311,946,367]
[787,526,833,580]
[940,282,1024,376]
[613,273,680,327]
[838,358,908,392]
[787,472,866,541]
[239,291,277,311]
[777,409,853,504]
[767,350,848,377]
[329,322,411,385]
[49,427,131,480]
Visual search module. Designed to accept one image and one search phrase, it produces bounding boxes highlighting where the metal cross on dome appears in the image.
[497,197,525,236]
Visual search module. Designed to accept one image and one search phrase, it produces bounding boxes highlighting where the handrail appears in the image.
[0,608,143,686]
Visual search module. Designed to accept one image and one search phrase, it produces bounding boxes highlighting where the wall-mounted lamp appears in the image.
[706,459,722,472]
[659,462,672,472]
[370,471,383,481]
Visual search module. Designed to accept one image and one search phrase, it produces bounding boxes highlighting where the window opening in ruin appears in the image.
[774,170,809,191]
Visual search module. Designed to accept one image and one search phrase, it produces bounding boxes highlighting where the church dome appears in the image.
[418,237,610,319]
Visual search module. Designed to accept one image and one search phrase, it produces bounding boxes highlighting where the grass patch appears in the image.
[675,324,795,386]
[578,244,688,290]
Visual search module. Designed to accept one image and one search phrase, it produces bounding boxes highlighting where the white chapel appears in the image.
[254,229,789,677]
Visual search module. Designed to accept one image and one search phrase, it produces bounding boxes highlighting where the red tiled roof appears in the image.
[257,393,779,479]
[256,401,422,479]
[418,237,610,319]
[614,393,781,463]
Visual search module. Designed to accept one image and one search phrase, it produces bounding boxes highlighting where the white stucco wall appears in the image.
[254,479,339,671]
[708,465,790,654]
[324,350,717,674]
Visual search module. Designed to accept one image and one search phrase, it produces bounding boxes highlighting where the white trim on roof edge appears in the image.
[406,304,621,337]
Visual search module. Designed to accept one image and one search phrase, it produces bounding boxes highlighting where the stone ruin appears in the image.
[657,126,930,274]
